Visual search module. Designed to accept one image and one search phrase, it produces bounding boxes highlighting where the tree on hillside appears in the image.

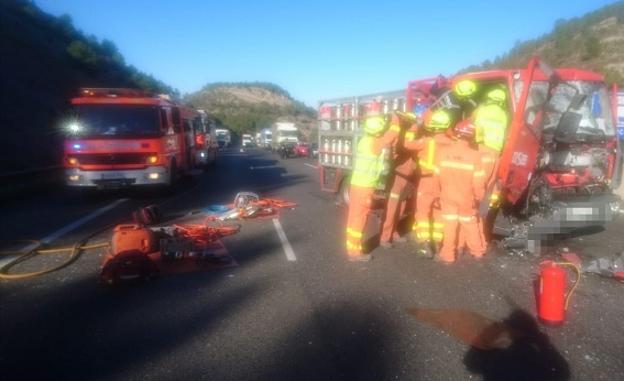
[57,13,74,35]
[459,1,624,77]
[67,40,98,66]
[582,34,601,61]
[101,38,125,65]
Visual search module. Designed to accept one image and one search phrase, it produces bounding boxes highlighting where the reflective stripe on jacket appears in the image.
[411,134,452,176]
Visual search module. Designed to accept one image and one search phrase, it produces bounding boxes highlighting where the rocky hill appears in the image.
[462,1,624,84]
[0,0,176,172]
[185,82,317,139]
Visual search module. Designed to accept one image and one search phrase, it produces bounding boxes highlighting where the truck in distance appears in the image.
[215,128,231,148]
[259,128,273,148]
[195,109,219,167]
[241,133,254,147]
[271,122,299,150]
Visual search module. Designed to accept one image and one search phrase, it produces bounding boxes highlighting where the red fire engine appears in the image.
[63,88,212,189]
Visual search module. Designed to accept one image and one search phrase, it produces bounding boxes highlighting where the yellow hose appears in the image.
[556,262,582,310]
[0,240,109,280]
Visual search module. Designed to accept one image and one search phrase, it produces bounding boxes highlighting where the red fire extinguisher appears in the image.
[537,260,581,326]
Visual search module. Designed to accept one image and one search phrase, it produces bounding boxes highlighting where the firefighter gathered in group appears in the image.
[344,81,509,263]
[453,80,509,208]
[380,113,418,248]
[435,119,486,263]
[405,109,453,258]
[345,101,401,262]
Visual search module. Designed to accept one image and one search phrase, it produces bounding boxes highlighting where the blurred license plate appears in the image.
[101,172,125,180]
[570,207,593,215]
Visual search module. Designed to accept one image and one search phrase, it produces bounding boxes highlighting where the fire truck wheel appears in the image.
[167,160,178,187]
[339,178,350,206]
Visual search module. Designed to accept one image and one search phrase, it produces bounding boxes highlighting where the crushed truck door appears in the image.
[499,58,554,204]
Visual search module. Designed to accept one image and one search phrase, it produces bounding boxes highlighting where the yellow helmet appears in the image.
[424,109,452,131]
[486,88,506,103]
[454,80,477,98]
[364,115,386,136]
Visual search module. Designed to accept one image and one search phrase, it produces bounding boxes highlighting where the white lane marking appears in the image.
[272,218,296,261]
[1,199,128,266]
[304,163,318,169]
[39,198,128,244]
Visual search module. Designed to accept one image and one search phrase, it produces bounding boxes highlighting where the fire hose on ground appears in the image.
[0,192,296,282]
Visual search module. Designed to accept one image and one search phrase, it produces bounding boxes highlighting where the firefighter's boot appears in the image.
[415,241,434,259]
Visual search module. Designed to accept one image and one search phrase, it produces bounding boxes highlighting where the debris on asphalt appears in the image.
[582,252,624,282]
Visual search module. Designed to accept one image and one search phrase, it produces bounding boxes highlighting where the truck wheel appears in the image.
[338,178,350,206]
[167,160,178,187]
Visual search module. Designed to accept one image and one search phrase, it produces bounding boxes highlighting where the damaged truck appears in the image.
[319,58,622,253]
[450,58,622,253]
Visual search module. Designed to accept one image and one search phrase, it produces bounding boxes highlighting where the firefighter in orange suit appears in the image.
[404,109,453,258]
[454,81,509,245]
[380,112,419,248]
[435,120,486,263]
[345,102,400,261]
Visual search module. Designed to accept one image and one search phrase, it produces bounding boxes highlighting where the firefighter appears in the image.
[345,102,401,261]
[453,81,509,245]
[473,87,509,207]
[380,112,419,248]
[405,109,454,258]
[435,119,486,263]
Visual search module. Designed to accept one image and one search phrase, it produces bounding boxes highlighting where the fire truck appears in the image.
[64,88,203,189]
[319,58,622,249]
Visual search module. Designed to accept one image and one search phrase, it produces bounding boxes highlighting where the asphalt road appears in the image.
[1,148,623,381]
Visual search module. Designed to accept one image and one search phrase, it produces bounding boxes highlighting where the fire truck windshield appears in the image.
[69,104,161,138]
[525,81,615,136]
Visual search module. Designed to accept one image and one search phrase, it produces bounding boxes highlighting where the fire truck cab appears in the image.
[441,58,622,248]
[64,88,201,189]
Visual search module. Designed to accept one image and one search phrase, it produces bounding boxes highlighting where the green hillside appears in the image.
[185,82,317,138]
[0,0,177,172]
[462,1,624,84]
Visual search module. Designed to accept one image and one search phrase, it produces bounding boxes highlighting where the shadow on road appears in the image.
[463,309,570,381]
[0,272,264,379]
[241,301,402,381]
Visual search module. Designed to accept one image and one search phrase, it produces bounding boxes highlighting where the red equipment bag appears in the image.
[111,224,157,254]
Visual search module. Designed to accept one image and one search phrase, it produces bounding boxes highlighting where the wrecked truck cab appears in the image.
[454,59,622,250]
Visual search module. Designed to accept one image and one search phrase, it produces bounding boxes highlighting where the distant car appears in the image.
[294,142,309,157]
[278,142,297,159]
[309,142,319,158]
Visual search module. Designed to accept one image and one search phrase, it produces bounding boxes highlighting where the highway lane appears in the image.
[1,148,623,380]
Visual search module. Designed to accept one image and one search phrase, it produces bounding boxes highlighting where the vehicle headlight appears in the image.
[67,122,82,134]
[609,201,620,213]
